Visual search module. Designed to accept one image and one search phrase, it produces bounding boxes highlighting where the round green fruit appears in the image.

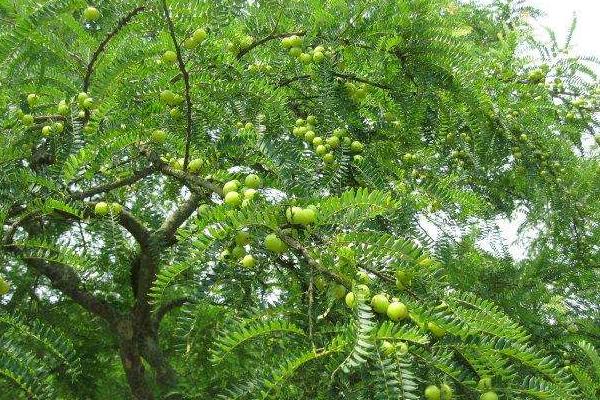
[330,284,347,300]
[312,51,324,62]
[162,50,177,63]
[355,284,370,299]
[224,191,242,207]
[294,208,316,225]
[315,144,327,156]
[351,141,364,152]
[235,231,251,246]
[345,291,356,308]
[299,53,312,63]
[264,234,286,253]
[387,301,408,321]
[425,385,441,400]
[53,122,64,133]
[243,188,257,200]
[77,92,88,104]
[160,90,176,104]
[286,206,303,223]
[0,277,10,295]
[304,130,316,143]
[27,93,38,107]
[110,202,123,215]
[22,114,34,126]
[151,129,167,143]
[192,28,207,43]
[477,377,492,390]
[371,294,390,314]
[381,340,395,356]
[83,6,100,21]
[95,202,109,216]
[326,136,340,148]
[289,35,303,47]
[356,270,370,283]
[440,384,453,400]
[281,37,293,48]
[480,392,498,400]
[57,101,69,115]
[244,174,261,189]
[188,158,203,173]
[289,47,302,57]
[295,118,305,126]
[222,180,240,195]
[312,136,323,146]
[306,115,317,125]
[41,125,52,136]
[428,322,446,338]
[183,37,198,49]
[241,254,256,268]
[82,97,94,109]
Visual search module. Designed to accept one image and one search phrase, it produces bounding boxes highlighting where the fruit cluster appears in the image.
[345,81,368,102]
[94,201,123,216]
[281,35,326,64]
[159,89,185,119]
[222,173,262,208]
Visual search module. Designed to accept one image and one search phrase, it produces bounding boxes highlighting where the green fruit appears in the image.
[245,174,262,189]
[330,284,347,300]
[299,53,312,63]
[304,130,316,142]
[152,129,167,143]
[240,35,254,48]
[295,118,306,126]
[428,322,446,338]
[82,97,94,109]
[162,50,177,63]
[306,115,317,125]
[286,206,302,223]
[0,277,10,295]
[381,340,395,356]
[322,153,334,164]
[371,294,390,314]
[57,101,69,115]
[235,231,251,246]
[345,291,356,307]
[22,114,34,126]
[41,125,52,136]
[170,108,182,118]
[231,245,246,259]
[224,191,242,207]
[264,233,286,253]
[281,37,293,48]
[387,301,408,321]
[183,37,198,49]
[353,155,363,163]
[244,122,254,130]
[355,284,370,299]
[312,51,324,62]
[223,180,240,195]
[289,35,303,47]
[110,202,123,215]
[312,136,323,146]
[243,188,257,200]
[83,6,100,21]
[333,128,346,138]
[53,122,64,133]
[289,47,302,57]
[440,384,453,400]
[315,144,327,155]
[95,202,109,216]
[77,92,89,104]
[326,136,340,148]
[351,141,364,152]
[480,392,498,400]
[241,254,256,268]
[425,385,441,400]
[160,90,176,104]
[356,271,370,283]
[192,28,207,43]
[188,158,203,173]
[294,208,316,225]
[27,93,38,107]
[477,377,492,390]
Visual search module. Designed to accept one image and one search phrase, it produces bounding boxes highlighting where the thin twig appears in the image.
[236,30,306,60]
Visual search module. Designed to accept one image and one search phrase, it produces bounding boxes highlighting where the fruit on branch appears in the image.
[326,136,340,148]
[223,180,240,195]
[22,114,34,126]
[356,271,370,284]
[77,92,89,105]
[224,191,242,207]
[110,203,123,215]
[160,90,177,105]
[235,231,251,246]
[0,277,10,295]
[95,202,109,216]
[244,122,254,130]
[162,50,177,63]
[299,53,312,64]
[330,284,347,299]
[371,294,390,314]
[41,125,52,136]
[352,154,363,163]
[381,340,395,356]
[27,93,38,107]
[351,141,364,153]
[192,28,207,43]
[244,174,262,189]
[264,233,286,253]
[170,108,182,118]
[333,128,347,138]
[289,35,303,47]
[440,383,453,399]
[184,38,197,49]
[83,6,100,21]
[355,284,370,299]
[243,188,257,200]
[386,301,408,321]
[57,100,69,115]
[304,130,316,143]
[427,322,446,338]
[477,377,493,390]
[312,50,324,62]
[241,254,256,268]
[53,122,64,133]
[306,115,317,125]
[82,97,94,109]
[345,291,356,307]
[295,118,305,126]
[312,137,323,146]
[424,385,441,400]
[286,206,316,225]
[480,392,498,400]
[151,129,167,143]
[315,144,327,155]
[188,158,203,173]
[289,47,302,57]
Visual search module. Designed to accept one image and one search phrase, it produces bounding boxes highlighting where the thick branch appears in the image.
[71,164,157,200]
[155,192,202,245]
[236,30,306,60]
[159,0,193,172]
[83,6,145,91]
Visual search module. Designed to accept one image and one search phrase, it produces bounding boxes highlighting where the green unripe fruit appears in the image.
[235,231,251,246]
[188,158,203,173]
[330,284,347,300]
[83,6,100,21]
[480,392,498,400]
[152,129,167,143]
[241,254,256,268]
[0,277,9,295]
[381,340,395,356]
[306,115,317,125]
[333,128,346,138]
[425,385,441,400]
[294,208,316,225]
[356,271,370,283]
[264,233,286,253]
[82,97,94,109]
[243,188,257,200]
[289,47,302,57]
[22,114,34,126]
[170,108,182,118]
[351,141,364,153]
[244,174,261,189]
[110,202,123,215]
[160,90,176,104]
[353,155,363,163]
[312,51,324,62]
[345,291,356,308]
[295,118,306,126]
[231,245,246,259]
[428,322,446,338]
[42,125,52,136]
[192,28,207,43]
[355,284,370,299]
[304,130,316,142]
[224,191,242,207]
[387,301,408,321]
[371,294,390,314]
[27,93,38,107]
[95,202,109,216]
[244,122,254,130]
[281,37,293,48]
[223,180,240,195]
[440,384,453,400]
[162,50,177,63]
[289,35,303,47]
[312,136,323,146]
[53,122,64,133]
[477,377,493,390]
[77,92,88,104]
[326,136,340,148]
[183,37,198,49]
[315,144,327,155]
[299,53,312,63]
[286,206,303,223]
[57,101,69,115]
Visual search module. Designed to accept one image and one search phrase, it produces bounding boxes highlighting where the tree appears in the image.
[0,0,599,399]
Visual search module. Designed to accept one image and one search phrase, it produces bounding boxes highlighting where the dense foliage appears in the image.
[1,0,599,399]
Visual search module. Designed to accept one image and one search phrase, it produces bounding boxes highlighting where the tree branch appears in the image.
[155,192,203,245]
[83,6,146,91]
[155,297,191,326]
[159,0,193,172]
[332,72,393,91]
[236,30,306,60]
[71,164,157,200]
